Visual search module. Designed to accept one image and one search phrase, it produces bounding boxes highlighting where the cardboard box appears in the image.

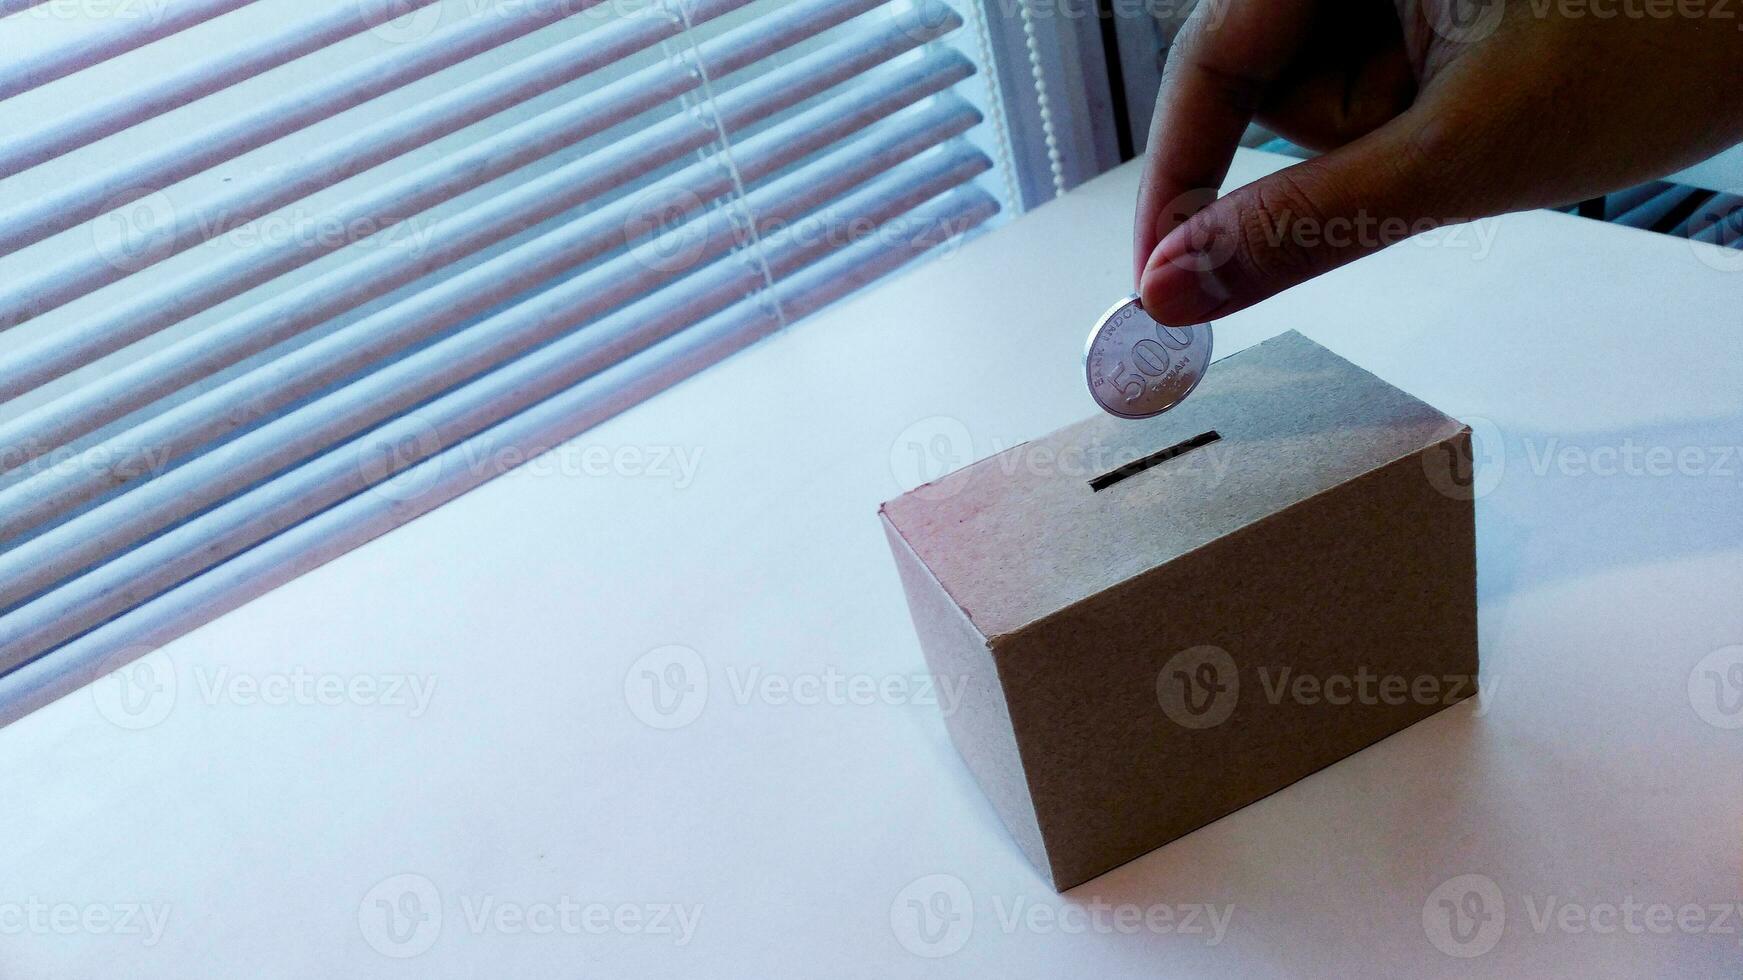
[879,331,1478,890]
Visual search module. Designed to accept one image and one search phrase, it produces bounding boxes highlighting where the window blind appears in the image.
[0,0,1012,721]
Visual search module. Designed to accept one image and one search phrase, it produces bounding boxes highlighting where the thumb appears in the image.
[1139,123,1463,325]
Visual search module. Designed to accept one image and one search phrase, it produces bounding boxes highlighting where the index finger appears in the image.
[1134,0,1321,284]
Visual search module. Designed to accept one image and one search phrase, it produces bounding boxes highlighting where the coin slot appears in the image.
[1089,430,1220,492]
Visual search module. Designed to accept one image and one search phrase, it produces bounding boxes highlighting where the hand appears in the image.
[1133,0,1743,325]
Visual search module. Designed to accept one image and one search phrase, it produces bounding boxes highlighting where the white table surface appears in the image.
[3,150,1740,979]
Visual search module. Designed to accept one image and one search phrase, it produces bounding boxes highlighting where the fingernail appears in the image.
[1141,238,1231,325]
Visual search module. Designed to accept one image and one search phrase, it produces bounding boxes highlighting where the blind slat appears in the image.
[0,0,731,397]
[0,186,998,723]
[0,0,441,213]
[0,81,980,478]
[0,0,930,373]
[0,152,994,668]
[0,0,263,100]
[0,119,980,603]
[1613,187,1692,230]
[0,0,1006,720]
[0,55,974,539]
[0,0,621,178]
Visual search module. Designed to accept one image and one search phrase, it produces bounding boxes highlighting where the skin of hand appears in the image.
[1133,0,1743,325]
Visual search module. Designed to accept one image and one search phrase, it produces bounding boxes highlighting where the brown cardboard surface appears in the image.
[881,519,1050,874]
[880,330,1479,890]
[881,330,1468,640]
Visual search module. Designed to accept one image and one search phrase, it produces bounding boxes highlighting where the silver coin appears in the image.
[1083,295,1213,419]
